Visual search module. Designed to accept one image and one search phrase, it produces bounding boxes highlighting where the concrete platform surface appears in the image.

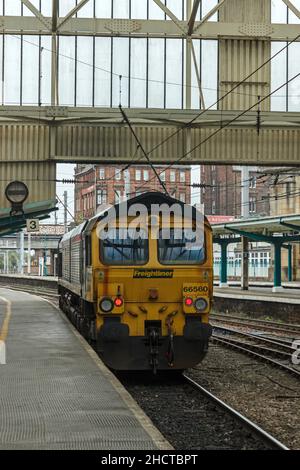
[0,288,170,450]
[214,286,300,304]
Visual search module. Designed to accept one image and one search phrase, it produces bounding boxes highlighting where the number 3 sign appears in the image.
[26,219,40,233]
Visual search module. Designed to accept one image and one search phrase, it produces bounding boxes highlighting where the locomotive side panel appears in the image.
[62,240,71,282]
[70,237,81,286]
[59,222,87,297]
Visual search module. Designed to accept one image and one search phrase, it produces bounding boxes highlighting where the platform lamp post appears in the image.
[5,181,29,216]
[5,181,29,275]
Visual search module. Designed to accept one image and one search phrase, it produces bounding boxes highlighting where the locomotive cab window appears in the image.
[100,228,148,265]
[158,228,205,265]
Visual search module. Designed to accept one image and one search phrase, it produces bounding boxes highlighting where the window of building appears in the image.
[135,169,141,181]
[144,170,149,181]
[212,201,216,214]
[250,176,257,189]
[114,189,122,203]
[99,168,105,180]
[179,193,186,203]
[249,197,256,213]
[170,170,176,182]
[160,171,166,182]
[180,171,185,183]
[115,168,121,180]
[97,189,107,206]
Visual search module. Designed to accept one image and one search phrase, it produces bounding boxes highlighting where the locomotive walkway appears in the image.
[0,288,169,450]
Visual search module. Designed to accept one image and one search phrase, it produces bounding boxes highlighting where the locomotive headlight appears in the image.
[194,297,208,312]
[99,297,114,313]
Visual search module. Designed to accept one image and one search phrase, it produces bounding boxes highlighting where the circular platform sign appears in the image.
[5,180,29,204]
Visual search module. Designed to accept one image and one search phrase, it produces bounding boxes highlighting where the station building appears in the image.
[74,164,191,222]
[270,175,300,281]
[201,166,270,218]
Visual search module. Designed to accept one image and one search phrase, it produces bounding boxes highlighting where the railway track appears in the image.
[213,325,296,357]
[122,372,289,450]
[211,313,300,337]
[0,284,58,299]
[0,283,292,449]
[183,374,289,450]
[211,327,300,379]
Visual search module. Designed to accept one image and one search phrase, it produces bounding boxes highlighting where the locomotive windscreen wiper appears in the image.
[103,239,131,260]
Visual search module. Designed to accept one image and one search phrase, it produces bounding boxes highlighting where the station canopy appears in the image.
[212,214,300,238]
[0,200,58,237]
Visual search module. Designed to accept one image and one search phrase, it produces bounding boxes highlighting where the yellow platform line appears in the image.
[0,296,12,342]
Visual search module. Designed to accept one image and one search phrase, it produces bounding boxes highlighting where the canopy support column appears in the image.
[218,240,230,287]
[288,244,293,283]
[241,236,249,291]
[273,241,283,293]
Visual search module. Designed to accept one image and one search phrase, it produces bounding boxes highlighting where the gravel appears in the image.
[186,343,300,449]
[120,373,275,450]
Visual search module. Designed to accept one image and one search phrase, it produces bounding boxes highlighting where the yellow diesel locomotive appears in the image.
[58,192,213,372]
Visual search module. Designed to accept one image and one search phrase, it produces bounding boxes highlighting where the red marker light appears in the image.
[185,297,193,307]
[114,297,123,307]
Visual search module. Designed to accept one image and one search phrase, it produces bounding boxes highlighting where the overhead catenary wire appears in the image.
[8,32,300,184]
[189,182,300,212]
[134,69,300,193]
[86,32,300,186]
[119,104,169,195]
[6,26,300,208]
[9,34,285,101]
[56,193,75,222]
[19,25,298,188]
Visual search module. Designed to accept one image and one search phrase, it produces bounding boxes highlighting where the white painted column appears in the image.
[27,233,31,275]
[19,231,24,275]
[0,341,6,365]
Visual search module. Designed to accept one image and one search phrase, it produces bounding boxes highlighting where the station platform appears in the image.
[213,286,300,322]
[214,280,300,290]
[214,285,300,304]
[0,288,170,450]
[0,273,57,290]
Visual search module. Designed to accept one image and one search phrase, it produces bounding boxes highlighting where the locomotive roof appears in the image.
[61,192,210,243]
[84,191,209,235]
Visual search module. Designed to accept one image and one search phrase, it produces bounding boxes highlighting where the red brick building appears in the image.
[200,166,270,218]
[74,164,191,223]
